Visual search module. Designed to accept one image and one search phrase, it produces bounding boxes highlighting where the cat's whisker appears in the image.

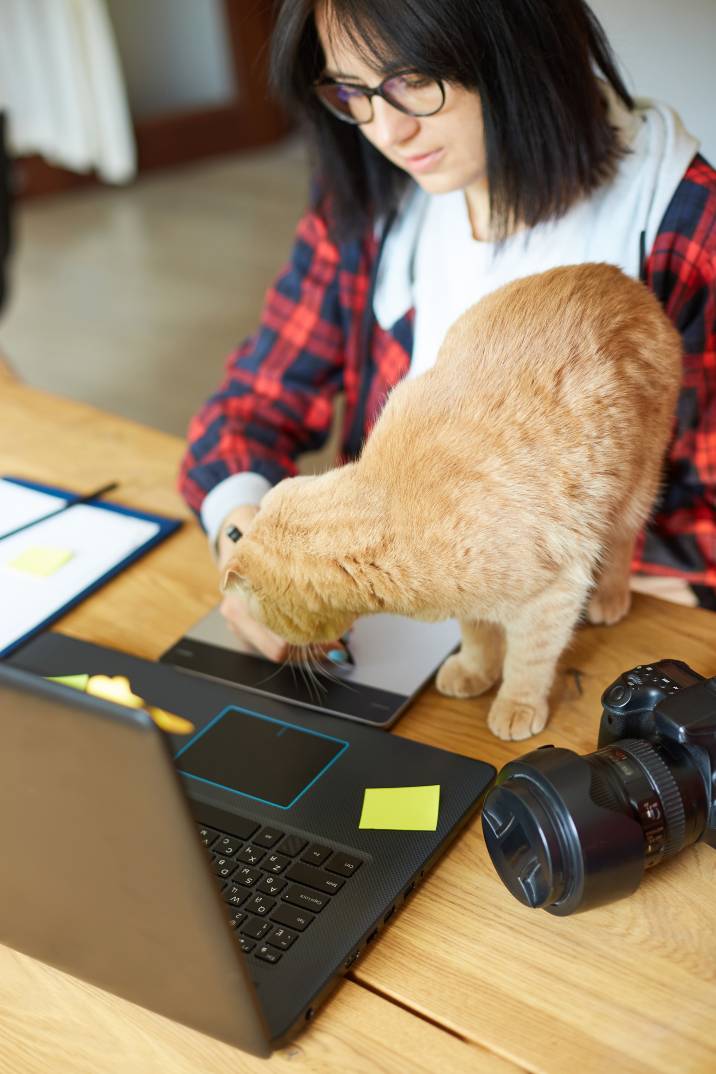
[254,644,294,687]
[308,643,341,686]
[304,640,337,700]
[293,645,321,702]
[302,648,327,701]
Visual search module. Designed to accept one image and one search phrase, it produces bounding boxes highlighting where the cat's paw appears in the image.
[435,653,499,699]
[586,586,631,626]
[487,696,549,741]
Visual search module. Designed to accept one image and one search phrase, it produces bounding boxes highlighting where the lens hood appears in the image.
[481,746,646,914]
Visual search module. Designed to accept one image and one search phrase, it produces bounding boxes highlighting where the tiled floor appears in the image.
[1,137,310,439]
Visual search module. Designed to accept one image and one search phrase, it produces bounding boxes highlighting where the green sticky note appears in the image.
[359,785,441,831]
[9,546,74,576]
[46,674,90,692]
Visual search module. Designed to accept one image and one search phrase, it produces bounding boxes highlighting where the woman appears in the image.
[179,0,716,659]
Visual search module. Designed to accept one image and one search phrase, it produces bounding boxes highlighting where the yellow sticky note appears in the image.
[359,785,441,831]
[9,546,74,576]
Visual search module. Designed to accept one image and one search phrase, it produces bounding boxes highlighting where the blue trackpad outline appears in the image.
[174,704,349,809]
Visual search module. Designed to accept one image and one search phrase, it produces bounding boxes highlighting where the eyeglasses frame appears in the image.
[313,70,446,126]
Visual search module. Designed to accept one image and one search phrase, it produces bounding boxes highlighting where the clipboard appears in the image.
[0,476,182,657]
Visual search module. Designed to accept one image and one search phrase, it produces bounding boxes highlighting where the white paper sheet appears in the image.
[0,479,67,538]
[0,495,159,654]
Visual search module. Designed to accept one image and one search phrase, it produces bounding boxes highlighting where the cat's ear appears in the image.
[222,564,248,594]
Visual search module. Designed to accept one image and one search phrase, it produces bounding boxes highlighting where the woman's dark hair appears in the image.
[270,0,633,242]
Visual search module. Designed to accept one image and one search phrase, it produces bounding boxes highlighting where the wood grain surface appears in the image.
[2,381,714,1074]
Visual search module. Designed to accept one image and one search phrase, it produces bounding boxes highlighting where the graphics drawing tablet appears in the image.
[160,605,461,728]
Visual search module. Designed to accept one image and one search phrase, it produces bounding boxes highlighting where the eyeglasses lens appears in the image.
[316,75,443,124]
[382,74,443,116]
[325,83,373,122]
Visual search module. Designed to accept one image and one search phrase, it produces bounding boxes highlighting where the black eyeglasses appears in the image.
[313,71,446,126]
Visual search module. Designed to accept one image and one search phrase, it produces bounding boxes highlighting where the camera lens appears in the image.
[481,739,707,914]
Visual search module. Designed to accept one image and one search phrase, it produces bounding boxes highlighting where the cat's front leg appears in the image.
[487,578,589,741]
[435,619,504,698]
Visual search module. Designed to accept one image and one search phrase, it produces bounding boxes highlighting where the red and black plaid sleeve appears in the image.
[634,154,716,602]
[179,204,356,513]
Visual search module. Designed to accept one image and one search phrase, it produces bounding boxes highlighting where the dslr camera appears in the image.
[481,659,716,914]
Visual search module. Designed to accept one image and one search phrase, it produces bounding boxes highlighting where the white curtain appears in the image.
[0,0,136,182]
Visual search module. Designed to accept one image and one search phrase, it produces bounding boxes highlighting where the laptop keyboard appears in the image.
[198,817,364,966]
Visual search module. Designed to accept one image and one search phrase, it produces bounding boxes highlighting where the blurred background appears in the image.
[0,0,714,440]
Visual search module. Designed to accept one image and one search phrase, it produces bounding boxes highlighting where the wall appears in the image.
[105,0,236,118]
[590,0,715,162]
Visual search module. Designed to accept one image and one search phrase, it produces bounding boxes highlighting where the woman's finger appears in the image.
[219,594,290,663]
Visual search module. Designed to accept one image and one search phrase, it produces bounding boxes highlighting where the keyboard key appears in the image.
[227,910,247,929]
[223,884,250,907]
[232,864,261,887]
[214,816,259,842]
[255,944,282,964]
[254,827,284,848]
[236,845,265,866]
[271,903,314,932]
[325,852,363,877]
[241,916,271,940]
[198,825,220,847]
[257,875,286,897]
[279,834,308,857]
[245,893,276,917]
[300,843,332,867]
[215,835,242,856]
[266,926,298,950]
[285,862,344,895]
[237,935,255,952]
[264,852,290,874]
[283,884,329,913]
[213,857,236,879]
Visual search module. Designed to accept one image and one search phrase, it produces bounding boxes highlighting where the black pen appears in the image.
[1,481,119,541]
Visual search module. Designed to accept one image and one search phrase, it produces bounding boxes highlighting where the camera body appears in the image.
[599,659,716,850]
[481,658,716,914]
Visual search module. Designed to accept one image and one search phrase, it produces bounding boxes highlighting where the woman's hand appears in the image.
[217,504,291,661]
[216,503,352,665]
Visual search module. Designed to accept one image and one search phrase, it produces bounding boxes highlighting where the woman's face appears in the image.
[315,4,487,196]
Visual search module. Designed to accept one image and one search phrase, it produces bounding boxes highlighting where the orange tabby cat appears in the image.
[223,264,682,740]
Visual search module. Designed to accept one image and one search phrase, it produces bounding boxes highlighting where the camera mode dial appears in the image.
[599,662,696,746]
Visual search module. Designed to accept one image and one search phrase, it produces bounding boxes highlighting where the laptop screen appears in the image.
[175,705,349,809]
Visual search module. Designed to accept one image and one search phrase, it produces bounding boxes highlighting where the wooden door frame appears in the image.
[15,0,291,198]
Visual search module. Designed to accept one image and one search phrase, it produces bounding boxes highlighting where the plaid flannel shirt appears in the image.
[180,155,716,602]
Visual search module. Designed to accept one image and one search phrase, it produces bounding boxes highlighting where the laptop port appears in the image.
[366,929,378,944]
[344,949,360,969]
[383,905,395,924]
[403,881,415,899]
[305,1007,315,1021]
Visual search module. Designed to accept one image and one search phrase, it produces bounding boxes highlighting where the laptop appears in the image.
[2,632,495,1054]
[160,605,461,728]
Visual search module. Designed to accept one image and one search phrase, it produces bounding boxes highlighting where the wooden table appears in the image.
[2,381,715,1074]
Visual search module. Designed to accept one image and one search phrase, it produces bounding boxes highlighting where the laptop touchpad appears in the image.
[175,705,349,809]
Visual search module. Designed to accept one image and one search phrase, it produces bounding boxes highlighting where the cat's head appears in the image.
[221,473,361,645]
